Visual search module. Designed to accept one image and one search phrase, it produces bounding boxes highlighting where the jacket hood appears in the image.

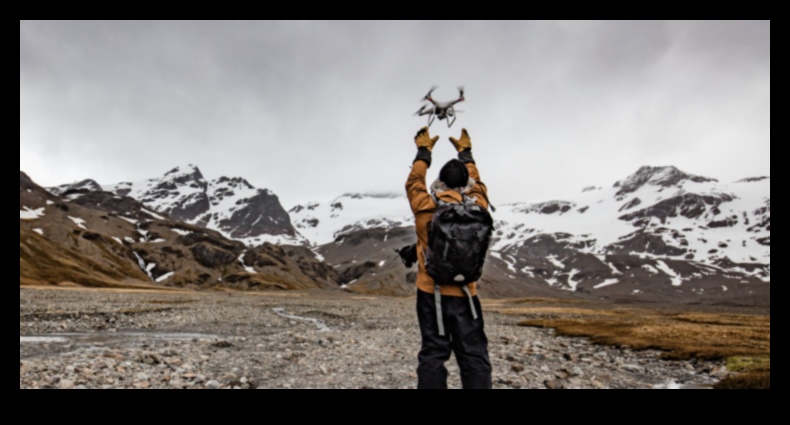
[430,177,477,203]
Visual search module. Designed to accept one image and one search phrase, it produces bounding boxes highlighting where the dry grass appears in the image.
[486,298,770,389]
[714,356,770,389]
[144,299,199,305]
[20,228,149,288]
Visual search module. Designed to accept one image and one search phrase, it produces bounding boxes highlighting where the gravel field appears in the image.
[20,287,729,389]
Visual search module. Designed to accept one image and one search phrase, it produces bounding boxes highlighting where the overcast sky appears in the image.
[20,20,770,209]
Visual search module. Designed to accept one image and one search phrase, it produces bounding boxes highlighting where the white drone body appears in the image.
[415,86,464,127]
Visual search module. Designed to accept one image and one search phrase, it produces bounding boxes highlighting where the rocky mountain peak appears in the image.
[21,171,60,209]
[213,176,256,191]
[614,166,717,197]
[514,200,577,215]
[160,164,208,191]
[20,172,36,191]
[736,176,770,183]
[339,192,403,200]
[107,165,301,246]
[47,179,103,197]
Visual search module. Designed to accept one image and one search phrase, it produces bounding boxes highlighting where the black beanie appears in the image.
[439,159,469,189]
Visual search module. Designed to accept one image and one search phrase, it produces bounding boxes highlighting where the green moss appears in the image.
[726,355,770,373]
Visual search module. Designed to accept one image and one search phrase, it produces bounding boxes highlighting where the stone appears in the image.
[544,379,564,389]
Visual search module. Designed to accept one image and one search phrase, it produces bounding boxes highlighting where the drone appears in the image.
[415,86,464,127]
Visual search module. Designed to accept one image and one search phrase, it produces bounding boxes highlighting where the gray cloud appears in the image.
[20,20,770,208]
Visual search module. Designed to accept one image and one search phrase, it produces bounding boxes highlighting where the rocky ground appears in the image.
[20,287,731,389]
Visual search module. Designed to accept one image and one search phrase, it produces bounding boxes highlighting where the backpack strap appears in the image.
[467,191,496,212]
[434,284,446,337]
[461,285,479,320]
[462,192,496,213]
[434,284,478,337]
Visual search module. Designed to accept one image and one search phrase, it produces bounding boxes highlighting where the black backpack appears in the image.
[425,196,494,286]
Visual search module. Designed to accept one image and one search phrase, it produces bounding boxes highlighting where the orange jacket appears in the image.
[405,159,490,297]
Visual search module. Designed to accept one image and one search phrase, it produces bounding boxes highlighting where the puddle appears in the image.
[652,380,713,389]
[20,332,217,345]
[20,336,69,343]
[272,307,331,331]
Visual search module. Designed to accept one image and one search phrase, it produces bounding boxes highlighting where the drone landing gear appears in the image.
[447,114,456,128]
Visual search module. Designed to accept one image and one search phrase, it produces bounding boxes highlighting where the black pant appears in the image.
[416,289,492,389]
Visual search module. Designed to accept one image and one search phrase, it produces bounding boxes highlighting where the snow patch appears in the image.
[547,255,565,269]
[341,279,358,289]
[642,264,659,274]
[567,269,581,290]
[655,260,683,286]
[238,251,256,274]
[312,248,325,262]
[504,255,518,273]
[594,279,619,289]
[520,266,535,278]
[20,207,45,220]
[155,272,175,282]
[606,262,621,275]
[491,251,519,273]
[120,216,138,225]
[32,228,44,236]
[142,208,166,220]
[68,216,87,229]
[133,251,155,280]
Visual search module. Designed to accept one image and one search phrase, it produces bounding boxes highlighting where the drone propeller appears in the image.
[422,86,438,101]
[457,86,465,100]
[444,107,465,118]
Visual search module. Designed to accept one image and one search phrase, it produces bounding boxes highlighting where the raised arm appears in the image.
[406,127,439,214]
[449,128,490,210]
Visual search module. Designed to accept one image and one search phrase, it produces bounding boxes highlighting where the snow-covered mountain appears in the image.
[301,166,770,301]
[485,166,769,294]
[25,171,335,291]
[493,166,769,267]
[51,164,304,246]
[43,163,770,303]
[289,192,413,246]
